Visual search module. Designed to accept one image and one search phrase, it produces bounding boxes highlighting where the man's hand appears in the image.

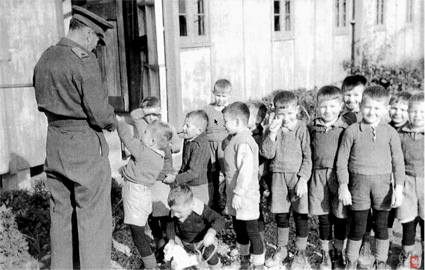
[295,177,308,198]
[163,174,176,184]
[391,184,404,208]
[203,231,216,247]
[338,184,352,206]
[232,194,242,210]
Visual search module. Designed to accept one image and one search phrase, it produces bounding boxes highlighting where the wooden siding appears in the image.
[0,0,62,175]
[175,0,424,118]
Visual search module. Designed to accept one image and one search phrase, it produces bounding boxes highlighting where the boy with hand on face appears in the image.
[336,86,405,269]
[261,91,312,269]
[163,110,211,205]
[117,115,174,270]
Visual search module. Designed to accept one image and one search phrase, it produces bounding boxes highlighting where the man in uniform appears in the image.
[33,6,117,269]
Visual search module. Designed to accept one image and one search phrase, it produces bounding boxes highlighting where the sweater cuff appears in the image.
[336,169,349,185]
[207,228,217,237]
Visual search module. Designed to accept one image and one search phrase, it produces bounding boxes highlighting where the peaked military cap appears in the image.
[72,5,114,45]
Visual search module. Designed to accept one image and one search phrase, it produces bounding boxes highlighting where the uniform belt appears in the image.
[48,118,89,127]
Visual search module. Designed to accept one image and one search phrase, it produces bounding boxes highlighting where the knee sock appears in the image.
[346,239,362,263]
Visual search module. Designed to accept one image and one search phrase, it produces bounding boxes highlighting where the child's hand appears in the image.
[268,118,282,135]
[391,184,404,208]
[295,177,308,198]
[263,189,270,198]
[203,231,216,247]
[163,174,176,184]
[116,115,126,122]
[232,194,242,210]
[338,184,352,206]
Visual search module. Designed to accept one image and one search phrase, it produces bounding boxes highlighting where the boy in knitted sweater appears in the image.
[222,102,264,269]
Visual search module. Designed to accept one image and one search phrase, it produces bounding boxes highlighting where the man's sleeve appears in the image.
[80,58,117,131]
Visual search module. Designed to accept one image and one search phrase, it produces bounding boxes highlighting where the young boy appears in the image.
[163,110,211,205]
[389,91,412,131]
[307,86,349,270]
[222,102,264,269]
[396,92,424,269]
[164,184,225,270]
[117,116,173,270]
[260,91,312,269]
[341,75,367,125]
[130,96,181,253]
[204,79,232,212]
[337,86,405,269]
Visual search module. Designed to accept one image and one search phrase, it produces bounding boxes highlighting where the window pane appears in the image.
[198,15,205,35]
[381,0,384,24]
[179,0,186,13]
[274,0,280,15]
[336,0,340,27]
[274,15,280,31]
[285,0,291,31]
[179,15,187,36]
[198,0,204,14]
[376,0,379,24]
[342,0,346,26]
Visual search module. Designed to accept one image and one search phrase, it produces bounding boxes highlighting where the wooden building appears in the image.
[0,0,423,189]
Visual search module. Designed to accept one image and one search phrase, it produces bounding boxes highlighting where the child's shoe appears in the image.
[253,265,265,270]
[333,251,346,270]
[357,241,375,269]
[240,255,251,270]
[396,251,414,270]
[345,260,357,270]
[374,260,387,269]
[290,249,309,269]
[320,250,332,270]
[265,246,288,267]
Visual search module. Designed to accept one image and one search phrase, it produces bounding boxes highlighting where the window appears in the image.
[178,0,209,47]
[376,0,385,25]
[406,0,413,23]
[335,0,347,28]
[273,0,293,39]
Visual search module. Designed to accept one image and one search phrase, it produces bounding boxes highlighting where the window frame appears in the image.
[179,0,210,48]
[272,0,294,41]
[334,0,351,35]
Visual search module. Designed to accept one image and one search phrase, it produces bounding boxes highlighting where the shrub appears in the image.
[0,204,39,269]
[343,58,424,95]
[0,182,50,259]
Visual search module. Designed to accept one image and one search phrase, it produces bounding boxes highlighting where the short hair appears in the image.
[246,100,267,122]
[409,92,424,107]
[148,121,173,150]
[361,85,390,104]
[273,91,298,109]
[168,184,194,207]
[69,18,87,31]
[222,102,250,125]
[341,75,367,93]
[389,91,412,105]
[317,86,343,103]
[140,96,161,109]
[186,110,209,131]
[213,79,232,94]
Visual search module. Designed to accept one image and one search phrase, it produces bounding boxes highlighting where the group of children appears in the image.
[116,76,424,270]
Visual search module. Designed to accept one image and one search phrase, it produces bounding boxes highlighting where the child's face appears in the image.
[223,113,239,135]
[408,102,424,129]
[361,97,388,125]
[143,113,160,125]
[389,101,409,126]
[171,202,193,222]
[318,99,343,124]
[343,85,365,112]
[213,89,231,107]
[141,127,155,147]
[275,104,298,128]
[182,117,201,140]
